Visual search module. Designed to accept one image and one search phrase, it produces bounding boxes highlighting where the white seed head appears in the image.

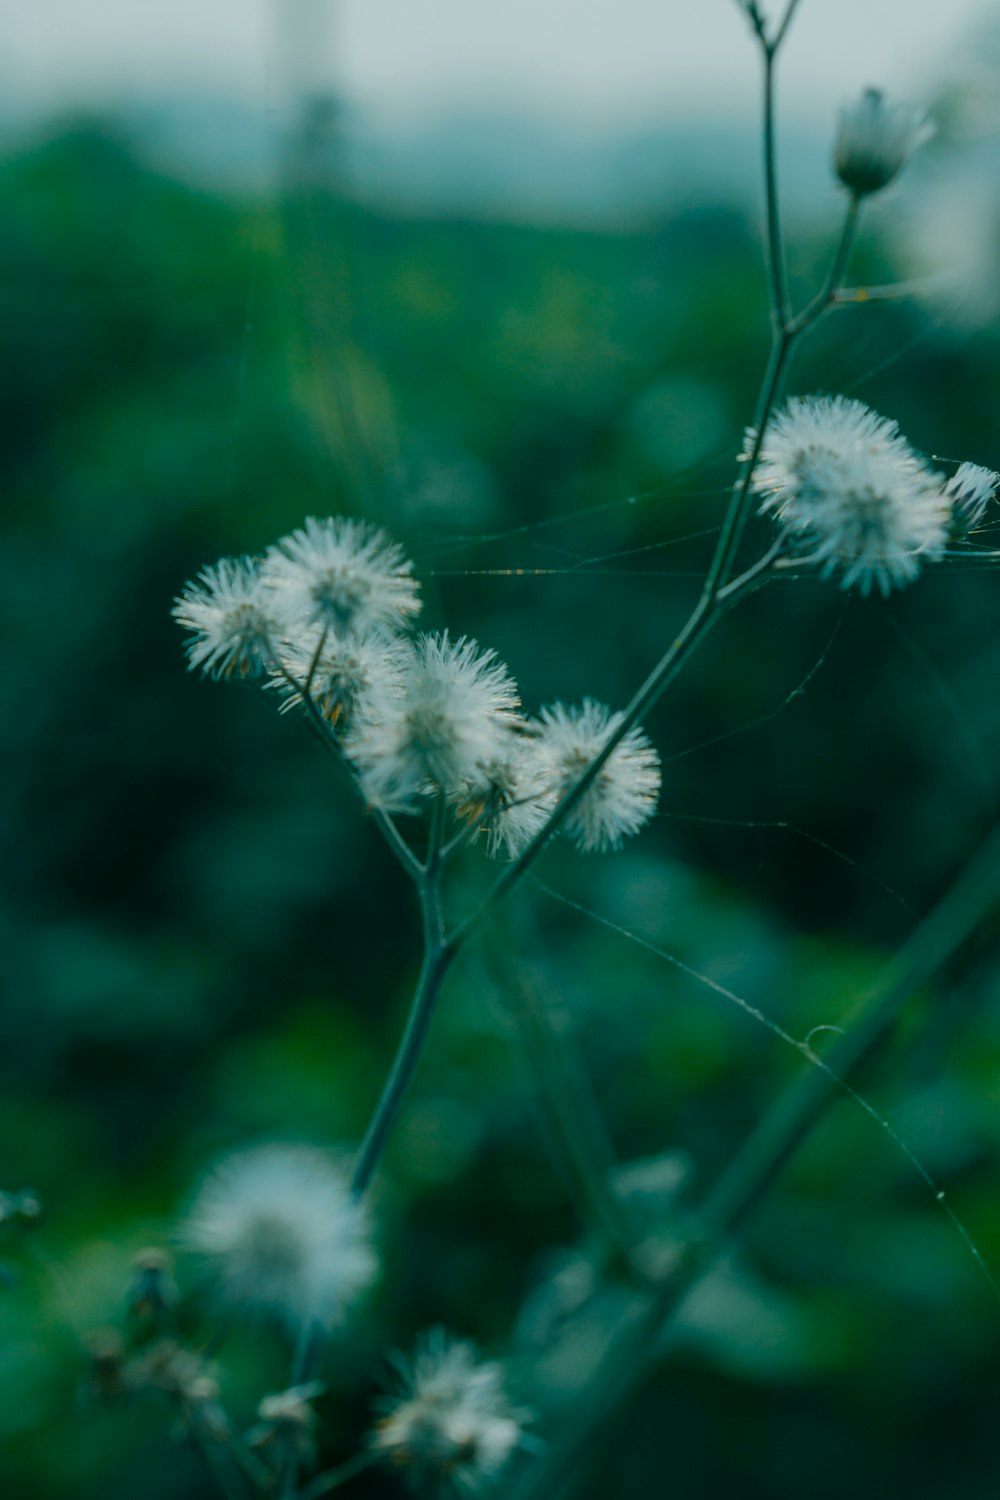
[945,461,999,534]
[834,88,932,198]
[181,1145,376,1334]
[749,395,949,596]
[371,1329,529,1492]
[457,725,556,860]
[272,629,410,728]
[347,633,520,813]
[536,699,661,853]
[173,556,279,680]
[263,517,421,638]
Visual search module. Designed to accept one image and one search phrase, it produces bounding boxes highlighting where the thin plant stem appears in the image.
[508,817,1000,1500]
[283,667,422,882]
[350,793,450,1199]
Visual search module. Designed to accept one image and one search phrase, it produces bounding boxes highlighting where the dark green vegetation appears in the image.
[3,117,1000,1497]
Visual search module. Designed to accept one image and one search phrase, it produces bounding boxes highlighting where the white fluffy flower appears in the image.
[272,630,409,727]
[371,1329,529,1492]
[263,517,421,637]
[173,556,279,680]
[834,88,932,198]
[181,1145,376,1333]
[945,461,998,534]
[348,633,520,812]
[749,395,949,595]
[457,727,556,860]
[536,699,661,853]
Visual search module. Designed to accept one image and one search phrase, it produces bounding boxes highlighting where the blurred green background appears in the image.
[3,63,1000,1500]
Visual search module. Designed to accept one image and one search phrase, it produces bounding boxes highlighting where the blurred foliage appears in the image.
[3,108,1000,1499]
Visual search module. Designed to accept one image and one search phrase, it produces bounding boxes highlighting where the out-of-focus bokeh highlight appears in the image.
[4,2,1000,1496]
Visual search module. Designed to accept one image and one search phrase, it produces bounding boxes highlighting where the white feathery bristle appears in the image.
[371,1329,529,1491]
[834,88,932,198]
[945,461,999,533]
[181,1145,376,1333]
[347,633,520,813]
[458,725,556,860]
[536,698,661,853]
[749,394,949,596]
[263,517,421,637]
[272,630,410,727]
[173,556,279,680]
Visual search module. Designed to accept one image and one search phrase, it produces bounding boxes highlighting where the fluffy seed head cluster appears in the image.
[945,462,999,534]
[173,557,280,680]
[371,1329,529,1492]
[834,88,932,198]
[535,699,661,852]
[174,518,421,690]
[262,517,422,637]
[181,1145,375,1334]
[176,519,663,858]
[749,395,950,595]
[348,633,521,812]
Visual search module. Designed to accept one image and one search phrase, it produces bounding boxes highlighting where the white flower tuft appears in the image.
[945,461,999,534]
[263,517,421,638]
[457,726,556,860]
[173,556,280,680]
[535,699,661,853]
[272,630,410,728]
[749,394,949,595]
[834,88,932,198]
[181,1145,376,1334]
[371,1329,529,1492]
[347,633,520,812]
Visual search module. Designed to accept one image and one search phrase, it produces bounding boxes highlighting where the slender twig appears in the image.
[299,1450,378,1499]
[282,668,422,882]
[350,793,451,1199]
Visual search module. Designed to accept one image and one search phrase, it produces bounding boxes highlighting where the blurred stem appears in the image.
[299,1451,378,1498]
[509,817,1000,1500]
[483,913,651,1284]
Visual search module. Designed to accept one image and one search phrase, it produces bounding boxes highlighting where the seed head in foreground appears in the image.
[348,633,520,812]
[181,1145,375,1334]
[371,1329,529,1492]
[749,395,949,596]
[536,698,661,853]
[263,517,421,637]
[834,88,932,198]
[173,556,279,680]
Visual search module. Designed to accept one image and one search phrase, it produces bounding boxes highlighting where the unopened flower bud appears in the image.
[834,88,931,198]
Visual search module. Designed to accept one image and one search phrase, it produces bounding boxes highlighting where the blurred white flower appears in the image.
[536,699,661,853]
[348,633,520,812]
[264,517,421,637]
[371,1329,529,1491]
[945,461,999,534]
[749,395,949,595]
[834,88,932,198]
[273,629,410,727]
[181,1145,375,1334]
[173,556,279,680]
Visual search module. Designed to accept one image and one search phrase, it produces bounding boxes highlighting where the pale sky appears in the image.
[2,0,996,129]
